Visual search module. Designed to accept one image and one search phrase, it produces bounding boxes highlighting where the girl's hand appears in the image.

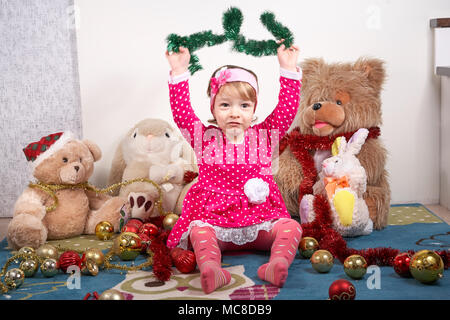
[165,46,191,76]
[277,39,300,72]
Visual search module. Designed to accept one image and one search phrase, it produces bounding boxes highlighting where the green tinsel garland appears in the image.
[166,7,294,74]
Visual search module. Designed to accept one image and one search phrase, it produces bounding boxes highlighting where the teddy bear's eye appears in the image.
[336,100,342,105]
[63,157,68,163]
[165,133,170,138]
[79,157,82,162]
[133,132,137,138]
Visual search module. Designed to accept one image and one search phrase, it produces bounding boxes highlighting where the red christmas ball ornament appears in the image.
[59,250,81,273]
[139,223,160,239]
[173,249,196,274]
[121,218,144,234]
[328,279,356,300]
[170,247,184,261]
[393,252,412,277]
[138,233,152,253]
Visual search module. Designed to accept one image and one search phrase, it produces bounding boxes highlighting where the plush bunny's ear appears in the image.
[346,128,369,155]
[332,136,347,156]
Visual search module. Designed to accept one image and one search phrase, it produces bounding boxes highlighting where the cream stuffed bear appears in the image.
[7,132,127,250]
[108,118,198,222]
[300,128,373,236]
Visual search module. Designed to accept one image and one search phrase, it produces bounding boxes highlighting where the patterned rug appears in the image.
[0,204,448,300]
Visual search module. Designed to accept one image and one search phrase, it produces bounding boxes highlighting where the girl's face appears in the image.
[212,90,255,140]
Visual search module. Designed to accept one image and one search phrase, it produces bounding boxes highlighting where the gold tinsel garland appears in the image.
[0,253,47,294]
[1,177,174,294]
[28,177,171,216]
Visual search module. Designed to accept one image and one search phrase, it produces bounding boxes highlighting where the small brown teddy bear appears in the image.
[7,132,127,250]
[274,57,390,230]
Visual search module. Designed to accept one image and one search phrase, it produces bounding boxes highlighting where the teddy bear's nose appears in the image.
[313,103,322,110]
[74,166,80,172]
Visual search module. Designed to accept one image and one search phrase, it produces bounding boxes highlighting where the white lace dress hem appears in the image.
[177,219,279,250]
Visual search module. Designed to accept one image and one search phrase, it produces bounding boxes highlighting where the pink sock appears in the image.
[190,226,231,294]
[257,219,302,287]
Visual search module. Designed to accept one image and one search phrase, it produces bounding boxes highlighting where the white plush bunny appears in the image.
[300,128,373,237]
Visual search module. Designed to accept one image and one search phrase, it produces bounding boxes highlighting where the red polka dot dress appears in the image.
[166,68,302,249]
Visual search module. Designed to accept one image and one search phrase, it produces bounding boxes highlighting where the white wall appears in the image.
[74,0,450,205]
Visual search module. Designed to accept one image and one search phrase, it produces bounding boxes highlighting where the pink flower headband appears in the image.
[210,67,259,112]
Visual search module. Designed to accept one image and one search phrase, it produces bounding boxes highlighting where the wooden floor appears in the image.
[0,204,449,241]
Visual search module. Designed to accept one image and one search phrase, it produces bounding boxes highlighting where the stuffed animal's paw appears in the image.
[128,192,155,221]
[299,194,315,224]
[7,214,47,250]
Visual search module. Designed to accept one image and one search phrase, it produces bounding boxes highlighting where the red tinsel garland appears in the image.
[280,127,449,268]
[149,230,173,281]
[184,170,199,184]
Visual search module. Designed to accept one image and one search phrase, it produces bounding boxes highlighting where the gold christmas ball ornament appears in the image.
[36,244,59,260]
[83,248,105,267]
[18,246,36,259]
[310,250,334,273]
[98,289,125,300]
[4,268,25,289]
[19,259,39,277]
[163,213,179,230]
[40,258,59,277]
[343,254,368,279]
[113,232,142,261]
[80,259,99,276]
[299,237,319,258]
[409,250,444,284]
[95,221,115,240]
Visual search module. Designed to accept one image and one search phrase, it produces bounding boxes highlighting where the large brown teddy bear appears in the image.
[274,57,390,230]
[7,132,127,250]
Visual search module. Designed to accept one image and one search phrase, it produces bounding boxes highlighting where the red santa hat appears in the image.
[23,131,76,170]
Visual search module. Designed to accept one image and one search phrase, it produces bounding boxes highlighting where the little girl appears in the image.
[165,41,302,294]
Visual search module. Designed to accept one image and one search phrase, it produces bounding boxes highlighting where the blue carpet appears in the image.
[222,222,450,300]
[0,240,130,300]
[1,214,449,300]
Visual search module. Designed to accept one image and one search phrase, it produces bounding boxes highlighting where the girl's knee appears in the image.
[276,218,301,228]
[190,225,215,239]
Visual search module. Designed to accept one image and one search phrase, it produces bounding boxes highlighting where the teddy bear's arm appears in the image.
[85,189,112,210]
[13,187,48,220]
[357,139,386,186]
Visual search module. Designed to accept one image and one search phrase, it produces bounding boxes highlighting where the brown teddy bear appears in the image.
[274,57,390,230]
[7,132,127,250]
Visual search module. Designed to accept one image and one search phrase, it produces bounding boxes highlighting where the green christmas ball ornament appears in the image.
[98,289,125,300]
[343,254,368,280]
[20,259,39,277]
[36,244,59,260]
[310,249,334,273]
[4,268,25,289]
[18,247,36,259]
[40,258,59,277]
[299,237,319,258]
[409,250,444,284]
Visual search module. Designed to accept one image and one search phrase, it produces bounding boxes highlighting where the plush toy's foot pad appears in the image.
[128,192,154,221]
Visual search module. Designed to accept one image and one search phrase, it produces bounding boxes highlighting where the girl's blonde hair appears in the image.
[207,65,259,125]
